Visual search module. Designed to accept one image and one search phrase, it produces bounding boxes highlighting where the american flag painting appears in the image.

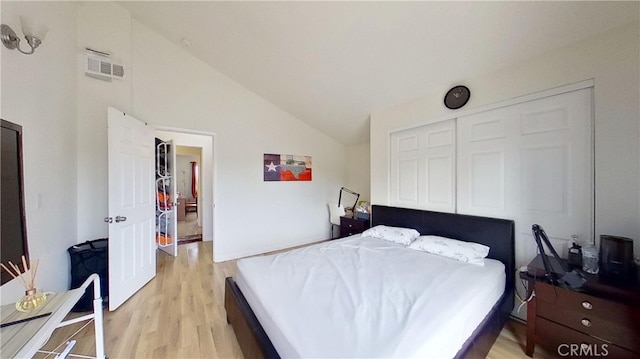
[264,153,312,181]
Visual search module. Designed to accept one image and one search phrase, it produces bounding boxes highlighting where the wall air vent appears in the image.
[112,63,125,78]
[84,48,125,81]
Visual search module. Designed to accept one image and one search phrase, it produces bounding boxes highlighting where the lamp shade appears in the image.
[20,16,48,41]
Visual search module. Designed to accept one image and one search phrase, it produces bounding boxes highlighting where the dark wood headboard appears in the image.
[371,205,515,314]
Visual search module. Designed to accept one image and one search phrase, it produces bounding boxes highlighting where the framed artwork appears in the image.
[264,153,312,181]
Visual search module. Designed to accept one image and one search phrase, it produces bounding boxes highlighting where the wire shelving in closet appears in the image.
[155,141,173,247]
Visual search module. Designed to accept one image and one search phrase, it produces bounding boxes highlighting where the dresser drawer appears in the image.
[536,282,640,353]
[536,317,637,359]
[339,216,369,237]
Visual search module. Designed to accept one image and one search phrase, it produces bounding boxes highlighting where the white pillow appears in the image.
[361,225,420,246]
[408,235,490,266]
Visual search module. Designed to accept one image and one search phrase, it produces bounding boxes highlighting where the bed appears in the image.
[225,205,515,358]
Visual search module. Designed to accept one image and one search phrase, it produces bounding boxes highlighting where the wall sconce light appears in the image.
[1,16,49,55]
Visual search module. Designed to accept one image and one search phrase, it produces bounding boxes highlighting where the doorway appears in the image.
[154,129,214,250]
[175,146,202,243]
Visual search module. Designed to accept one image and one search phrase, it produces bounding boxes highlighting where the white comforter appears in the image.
[235,235,505,358]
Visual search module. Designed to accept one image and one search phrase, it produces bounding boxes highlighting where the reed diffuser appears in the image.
[1,256,47,312]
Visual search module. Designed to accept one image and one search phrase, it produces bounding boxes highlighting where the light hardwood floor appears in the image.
[177,212,202,238]
[37,241,554,358]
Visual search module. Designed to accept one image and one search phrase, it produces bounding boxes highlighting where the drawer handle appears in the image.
[348,224,353,228]
[581,301,593,310]
[581,319,592,327]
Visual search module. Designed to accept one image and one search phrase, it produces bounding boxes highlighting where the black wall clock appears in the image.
[444,85,471,110]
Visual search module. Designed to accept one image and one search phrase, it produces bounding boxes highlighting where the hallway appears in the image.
[177,211,202,244]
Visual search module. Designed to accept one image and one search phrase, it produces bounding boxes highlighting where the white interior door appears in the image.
[158,139,178,257]
[107,107,156,311]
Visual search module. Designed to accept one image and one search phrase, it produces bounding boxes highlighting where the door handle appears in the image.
[104,217,113,223]
[115,216,127,223]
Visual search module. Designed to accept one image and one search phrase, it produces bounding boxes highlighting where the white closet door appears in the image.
[390,119,456,212]
[457,88,593,271]
[158,140,178,257]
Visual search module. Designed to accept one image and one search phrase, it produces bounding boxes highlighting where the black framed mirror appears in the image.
[1,119,29,285]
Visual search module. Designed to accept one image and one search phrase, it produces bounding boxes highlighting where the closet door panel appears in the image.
[458,88,593,272]
[457,109,513,217]
[458,88,592,323]
[521,144,567,213]
[390,119,455,212]
[469,118,506,142]
[426,126,454,147]
[423,122,455,211]
[515,88,593,247]
[397,159,419,203]
[426,155,454,206]
[391,131,420,206]
[468,150,505,211]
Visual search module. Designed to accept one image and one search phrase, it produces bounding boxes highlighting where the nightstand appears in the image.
[520,258,640,358]
[339,216,370,238]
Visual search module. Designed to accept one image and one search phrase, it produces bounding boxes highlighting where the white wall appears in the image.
[1,1,78,303]
[371,21,640,248]
[73,2,346,262]
[131,19,346,261]
[346,142,371,204]
[76,1,132,242]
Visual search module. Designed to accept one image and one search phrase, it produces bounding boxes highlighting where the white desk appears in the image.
[0,274,105,358]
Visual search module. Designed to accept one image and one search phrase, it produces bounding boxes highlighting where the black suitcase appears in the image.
[68,238,109,312]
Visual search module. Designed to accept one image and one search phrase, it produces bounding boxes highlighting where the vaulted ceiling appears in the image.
[118,1,639,145]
